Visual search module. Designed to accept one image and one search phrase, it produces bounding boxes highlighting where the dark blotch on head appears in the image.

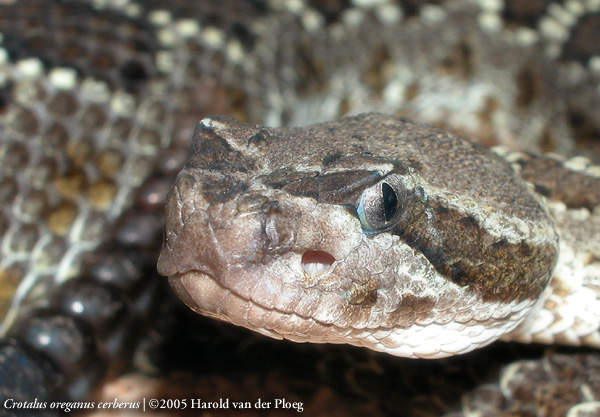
[450,262,468,286]
[345,281,378,307]
[435,205,449,214]
[322,151,343,166]
[491,238,509,251]
[190,125,256,173]
[459,215,478,228]
[248,130,268,147]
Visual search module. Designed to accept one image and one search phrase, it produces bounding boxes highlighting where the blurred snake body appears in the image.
[1,0,600,411]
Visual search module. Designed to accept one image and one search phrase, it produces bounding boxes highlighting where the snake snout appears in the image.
[301,250,336,274]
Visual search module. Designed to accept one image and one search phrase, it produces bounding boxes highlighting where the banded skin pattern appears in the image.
[0,0,599,416]
[158,113,559,358]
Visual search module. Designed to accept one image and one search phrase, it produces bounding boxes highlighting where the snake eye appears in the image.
[381,182,397,221]
[357,181,400,231]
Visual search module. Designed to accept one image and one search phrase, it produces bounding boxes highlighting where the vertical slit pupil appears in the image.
[381,183,397,221]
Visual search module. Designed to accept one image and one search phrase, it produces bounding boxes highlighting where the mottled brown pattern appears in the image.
[517,154,600,211]
[0,0,599,415]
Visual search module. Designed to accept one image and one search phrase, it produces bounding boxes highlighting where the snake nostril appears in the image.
[301,251,336,274]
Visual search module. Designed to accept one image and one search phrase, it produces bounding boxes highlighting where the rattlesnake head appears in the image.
[158,113,559,358]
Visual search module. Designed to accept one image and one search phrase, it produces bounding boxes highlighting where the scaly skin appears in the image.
[0,1,599,415]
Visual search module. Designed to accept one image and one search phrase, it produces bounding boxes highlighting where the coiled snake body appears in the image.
[0,0,600,416]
